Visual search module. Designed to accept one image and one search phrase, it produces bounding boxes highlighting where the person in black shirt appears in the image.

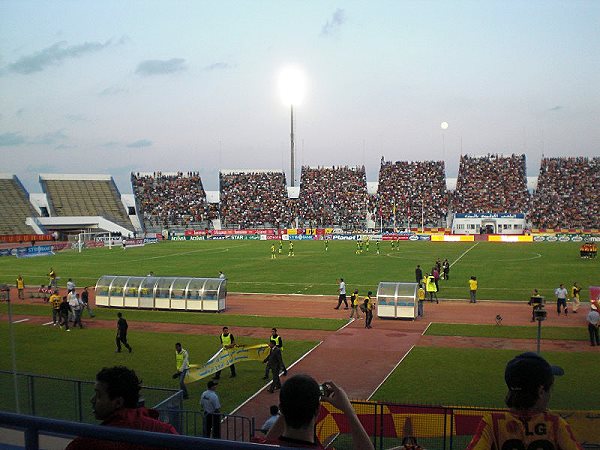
[415,265,423,284]
[116,312,132,353]
[59,296,70,331]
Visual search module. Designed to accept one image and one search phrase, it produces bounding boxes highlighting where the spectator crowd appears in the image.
[453,154,530,214]
[374,159,449,227]
[296,166,368,228]
[530,157,600,229]
[131,172,213,227]
[219,171,293,228]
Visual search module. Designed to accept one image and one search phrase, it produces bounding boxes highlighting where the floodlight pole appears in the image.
[536,319,542,354]
[290,104,295,187]
[7,294,20,413]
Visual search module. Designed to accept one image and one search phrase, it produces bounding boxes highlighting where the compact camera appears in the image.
[319,383,332,398]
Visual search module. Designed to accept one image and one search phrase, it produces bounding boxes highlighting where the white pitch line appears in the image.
[42,321,54,326]
[367,345,415,401]
[449,242,480,267]
[229,341,324,416]
[12,318,30,324]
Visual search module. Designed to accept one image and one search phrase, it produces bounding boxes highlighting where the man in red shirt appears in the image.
[67,366,178,449]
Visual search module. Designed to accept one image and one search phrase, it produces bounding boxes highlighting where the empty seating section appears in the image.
[453,154,529,214]
[131,172,211,227]
[42,177,132,230]
[220,171,292,228]
[376,160,448,226]
[297,166,368,228]
[530,157,600,229]
[0,176,37,235]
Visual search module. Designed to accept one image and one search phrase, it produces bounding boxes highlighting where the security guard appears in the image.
[214,326,236,379]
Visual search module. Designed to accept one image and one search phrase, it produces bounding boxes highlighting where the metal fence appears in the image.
[0,370,179,424]
[316,401,600,450]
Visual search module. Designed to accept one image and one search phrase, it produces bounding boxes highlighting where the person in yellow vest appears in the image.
[49,290,61,325]
[214,326,236,379]
[174,343,190,399]
[349,289,361,320]
[425,273,438,303]
[417,284,426,317]
[16,275,25,300]
[469,276,478,303]
[570,282,581,313]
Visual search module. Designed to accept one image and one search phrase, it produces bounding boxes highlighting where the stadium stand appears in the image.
[131,172,211,228]
[297,166,368,228]
[453,154,530,214]
[219,170,293,228]
[530,156,600,229]
[40,174,133,231]
[0,174,39,235]
[375,160,449,227]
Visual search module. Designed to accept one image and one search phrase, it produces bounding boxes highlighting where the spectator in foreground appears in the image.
[261,405,280,433]
[256,374,373,449]
[467,352,582,450]
[66,366,178,449]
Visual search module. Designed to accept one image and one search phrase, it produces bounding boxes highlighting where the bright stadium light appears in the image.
[278,65,307,187]
[441,121,449,130]
[278,65,307,106]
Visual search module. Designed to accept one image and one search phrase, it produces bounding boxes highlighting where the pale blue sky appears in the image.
[1,0,599,192]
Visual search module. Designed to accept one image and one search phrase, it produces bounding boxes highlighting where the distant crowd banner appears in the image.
[0,244,61,258]
[316,402,600,447]
[533,233,600,242]
[185,344,269,384]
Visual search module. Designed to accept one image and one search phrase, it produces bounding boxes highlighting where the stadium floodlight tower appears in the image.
[278,65,307,187]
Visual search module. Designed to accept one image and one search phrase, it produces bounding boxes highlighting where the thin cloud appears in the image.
[65,114,86,122]
[0,132,26,146]
[135,58,186,76]
[6,39,117,74]
[54,143,77,150]
[321,9,346,37]
[127,139,152,148]
[99,85,128,96]
[30,130,67,145]
[101,141,119,148]
[204,62,232,71]
[548,105,562,111]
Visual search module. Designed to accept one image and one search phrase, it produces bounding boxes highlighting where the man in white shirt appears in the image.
[335,278,348,309]
[200,380,221,439]
[554,284,568,316]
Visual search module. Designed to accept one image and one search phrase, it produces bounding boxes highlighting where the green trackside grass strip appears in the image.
[0,303,346,331]
[372,347,600,410]
[0,322,317,415]
[425,323,588,341]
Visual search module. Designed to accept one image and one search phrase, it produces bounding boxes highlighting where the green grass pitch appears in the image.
[0,240,597,301]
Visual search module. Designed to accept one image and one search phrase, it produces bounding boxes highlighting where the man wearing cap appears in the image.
[467,352,582,449]
[200,380,221,439]
[587,303,600,346]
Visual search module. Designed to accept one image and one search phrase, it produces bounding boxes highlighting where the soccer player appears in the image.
[467,352,582,450]
[288,242,294,257]
[271,243,276,259]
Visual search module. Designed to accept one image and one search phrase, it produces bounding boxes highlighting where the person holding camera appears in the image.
[255,374,373,449]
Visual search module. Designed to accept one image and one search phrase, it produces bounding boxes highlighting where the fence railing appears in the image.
[0,411,293,450]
